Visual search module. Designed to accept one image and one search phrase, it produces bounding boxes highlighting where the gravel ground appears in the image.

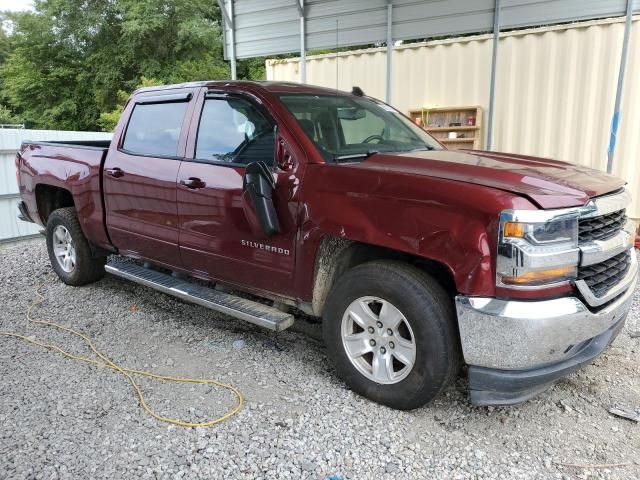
[1,239,639,480]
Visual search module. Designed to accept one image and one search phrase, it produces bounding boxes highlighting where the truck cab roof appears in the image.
[133,80,351,97]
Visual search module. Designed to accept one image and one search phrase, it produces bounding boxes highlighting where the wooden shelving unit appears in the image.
[408,106,483,150]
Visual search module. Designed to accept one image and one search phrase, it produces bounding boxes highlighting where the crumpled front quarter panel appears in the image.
[300,163,536,297]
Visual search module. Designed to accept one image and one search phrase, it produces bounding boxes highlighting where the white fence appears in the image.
[0,129,112,243]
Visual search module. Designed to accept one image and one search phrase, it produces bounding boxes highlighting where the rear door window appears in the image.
[122,101,189,157]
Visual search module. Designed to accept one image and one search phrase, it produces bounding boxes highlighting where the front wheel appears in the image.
[323,260,460,410]
[46,207,106,286]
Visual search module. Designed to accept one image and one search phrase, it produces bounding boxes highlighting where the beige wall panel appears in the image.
[267,17,640,219]
[614,19,640,219]
[493,22,622,171]
[391,38,493,118]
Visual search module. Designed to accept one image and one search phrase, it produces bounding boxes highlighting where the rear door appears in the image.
[176,89,302,297]
[104,89,197,267]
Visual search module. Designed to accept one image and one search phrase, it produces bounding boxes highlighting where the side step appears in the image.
[105,259,294,331]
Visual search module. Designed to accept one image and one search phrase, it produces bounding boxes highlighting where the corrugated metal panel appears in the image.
[226,0,635,59]
[501,0,628,28]
[267,16,640,220]
[0,129,112,241]
[613,17,640,219]
[391,0,494,39]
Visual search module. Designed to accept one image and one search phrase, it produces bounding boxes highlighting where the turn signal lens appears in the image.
[503,221,525,238]
[500,266,577,286]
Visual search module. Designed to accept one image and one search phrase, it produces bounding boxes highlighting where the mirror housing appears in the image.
[242,161,280,238]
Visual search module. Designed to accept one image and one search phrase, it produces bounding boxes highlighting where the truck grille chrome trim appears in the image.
[578,219,635,267]
[575,249,637,307]
[574,190,634,306]
[105,259,294,331]
[578,189,631,220]
[578,209,626,242]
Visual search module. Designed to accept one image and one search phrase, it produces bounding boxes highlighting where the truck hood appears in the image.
[350,149,625,209]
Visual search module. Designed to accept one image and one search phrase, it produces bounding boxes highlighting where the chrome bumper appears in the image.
[455,250,638,370]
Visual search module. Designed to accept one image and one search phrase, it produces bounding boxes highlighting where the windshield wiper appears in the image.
[333,150,379,162]
[409,146,435,152]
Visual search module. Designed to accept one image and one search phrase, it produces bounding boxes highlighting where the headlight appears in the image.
[497,209,580,289]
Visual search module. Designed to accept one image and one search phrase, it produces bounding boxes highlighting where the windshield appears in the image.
[278,94,442,161]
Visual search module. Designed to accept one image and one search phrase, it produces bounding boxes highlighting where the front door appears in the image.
[104,89,196,267]
[177,92,300,297]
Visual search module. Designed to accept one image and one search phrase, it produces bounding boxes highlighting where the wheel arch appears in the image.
[35,184,74,224]
[308,235,457,317]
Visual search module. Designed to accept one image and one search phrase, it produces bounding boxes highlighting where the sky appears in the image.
[0,0,33,12]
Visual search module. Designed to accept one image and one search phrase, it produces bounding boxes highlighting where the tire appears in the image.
[323,260,460,410]
[46,207,106,286]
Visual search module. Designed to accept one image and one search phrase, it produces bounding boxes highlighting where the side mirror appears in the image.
[242,161,280,238]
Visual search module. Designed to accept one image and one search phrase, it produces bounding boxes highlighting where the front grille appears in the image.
[577,250,631,299]
[578,209,626,242]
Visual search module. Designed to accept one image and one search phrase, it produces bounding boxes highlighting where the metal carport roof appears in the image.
[217,0,639,166]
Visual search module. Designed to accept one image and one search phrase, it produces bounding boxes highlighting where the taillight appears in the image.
[15,153,21,186]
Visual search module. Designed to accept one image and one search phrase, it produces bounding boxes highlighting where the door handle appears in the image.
[105,167,124,178]
[179,177,206,189]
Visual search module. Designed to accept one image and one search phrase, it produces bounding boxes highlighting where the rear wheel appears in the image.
[46,207,106,286]
[323,260,460,410]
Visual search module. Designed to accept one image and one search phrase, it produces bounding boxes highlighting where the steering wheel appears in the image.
[362,134,384,144]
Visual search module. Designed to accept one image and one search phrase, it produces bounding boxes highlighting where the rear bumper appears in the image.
[455,252,637,405]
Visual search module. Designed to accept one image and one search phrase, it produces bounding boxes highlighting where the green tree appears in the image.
[0,104,21,124]
[0,16,21,125]
[98,76,161,131]
[1,0,265,131]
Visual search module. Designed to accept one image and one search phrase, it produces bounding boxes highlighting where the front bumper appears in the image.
[466,316,626,405]
[455,250,637,405]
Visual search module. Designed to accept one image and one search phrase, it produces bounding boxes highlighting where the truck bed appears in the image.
[17,139,113,250]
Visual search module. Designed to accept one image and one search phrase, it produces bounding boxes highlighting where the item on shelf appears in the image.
[408,106,483,151]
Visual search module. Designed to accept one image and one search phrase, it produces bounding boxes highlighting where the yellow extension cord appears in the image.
[0,280,243,427]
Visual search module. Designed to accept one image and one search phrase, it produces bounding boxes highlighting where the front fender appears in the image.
[296,164,536,300]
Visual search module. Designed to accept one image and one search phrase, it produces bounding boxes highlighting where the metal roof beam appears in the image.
[486,0,501,151]
[386,1,393,103]
[217,0,234,29]
[607,0,633,173]
[298,0,306,83]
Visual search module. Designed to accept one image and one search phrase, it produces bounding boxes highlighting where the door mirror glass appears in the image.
[242,161,280,238]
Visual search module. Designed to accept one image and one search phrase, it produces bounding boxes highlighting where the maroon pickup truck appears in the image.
[16,81,638,409]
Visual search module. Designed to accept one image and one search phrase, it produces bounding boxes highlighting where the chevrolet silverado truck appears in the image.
[16,81,638,409]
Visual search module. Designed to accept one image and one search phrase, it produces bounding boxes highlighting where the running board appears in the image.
[105,259,294,331]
